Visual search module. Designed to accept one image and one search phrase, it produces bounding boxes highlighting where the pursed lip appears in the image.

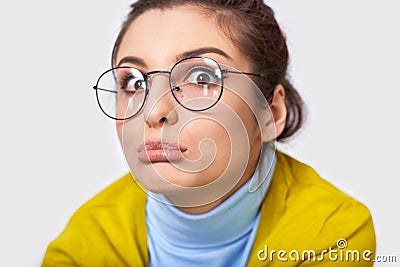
[137,139,187,163]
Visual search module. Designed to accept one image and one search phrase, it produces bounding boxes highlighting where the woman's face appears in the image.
[115,5,274,207]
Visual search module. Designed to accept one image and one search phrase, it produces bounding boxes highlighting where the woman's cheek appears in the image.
[179,118,232,174]
[116,121,123,144]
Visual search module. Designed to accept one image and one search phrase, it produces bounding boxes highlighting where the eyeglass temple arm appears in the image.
[222,70,265,78]
[92,86,118,94]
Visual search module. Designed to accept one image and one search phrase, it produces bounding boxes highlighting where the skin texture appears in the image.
[115,5,287,214]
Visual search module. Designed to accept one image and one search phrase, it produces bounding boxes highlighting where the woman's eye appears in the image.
[186,68,220,85]
[120,74,146,92]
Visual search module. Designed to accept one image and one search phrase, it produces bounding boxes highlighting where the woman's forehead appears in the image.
[116,6,250,71]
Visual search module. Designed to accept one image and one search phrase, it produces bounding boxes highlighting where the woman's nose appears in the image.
[143,75,178,128]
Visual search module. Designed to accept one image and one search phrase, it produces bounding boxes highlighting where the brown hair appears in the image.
[111,0,305,141]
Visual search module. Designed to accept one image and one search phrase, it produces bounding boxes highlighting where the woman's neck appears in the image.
[172,174,254,214]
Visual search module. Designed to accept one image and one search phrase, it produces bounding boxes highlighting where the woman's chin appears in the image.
[134,165,218,194]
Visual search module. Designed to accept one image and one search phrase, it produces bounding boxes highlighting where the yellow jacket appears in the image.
[42,152,375,266]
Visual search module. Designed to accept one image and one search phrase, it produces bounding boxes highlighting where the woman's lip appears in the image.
[137,139,187,163]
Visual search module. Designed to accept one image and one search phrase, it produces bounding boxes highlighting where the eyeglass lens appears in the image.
[95,57,223,120]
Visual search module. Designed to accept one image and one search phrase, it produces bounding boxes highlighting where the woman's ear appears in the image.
[259,84,287,142]
[269,84,287,139]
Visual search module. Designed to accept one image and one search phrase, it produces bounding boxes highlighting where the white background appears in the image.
[0,0,399,266]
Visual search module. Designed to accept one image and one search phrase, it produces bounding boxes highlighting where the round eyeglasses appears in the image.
[93,56,265,120]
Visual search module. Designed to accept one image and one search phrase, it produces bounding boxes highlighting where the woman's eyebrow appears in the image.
[117,56,147,67]
[176,47,233,61]
[116,47,231,67]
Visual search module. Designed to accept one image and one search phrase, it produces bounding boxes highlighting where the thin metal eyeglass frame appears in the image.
[92,56,266,120]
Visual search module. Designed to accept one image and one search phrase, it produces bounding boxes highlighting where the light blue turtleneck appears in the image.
[146,144,276,267]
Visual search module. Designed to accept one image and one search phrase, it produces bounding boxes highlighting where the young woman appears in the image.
[42,1,375,266]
